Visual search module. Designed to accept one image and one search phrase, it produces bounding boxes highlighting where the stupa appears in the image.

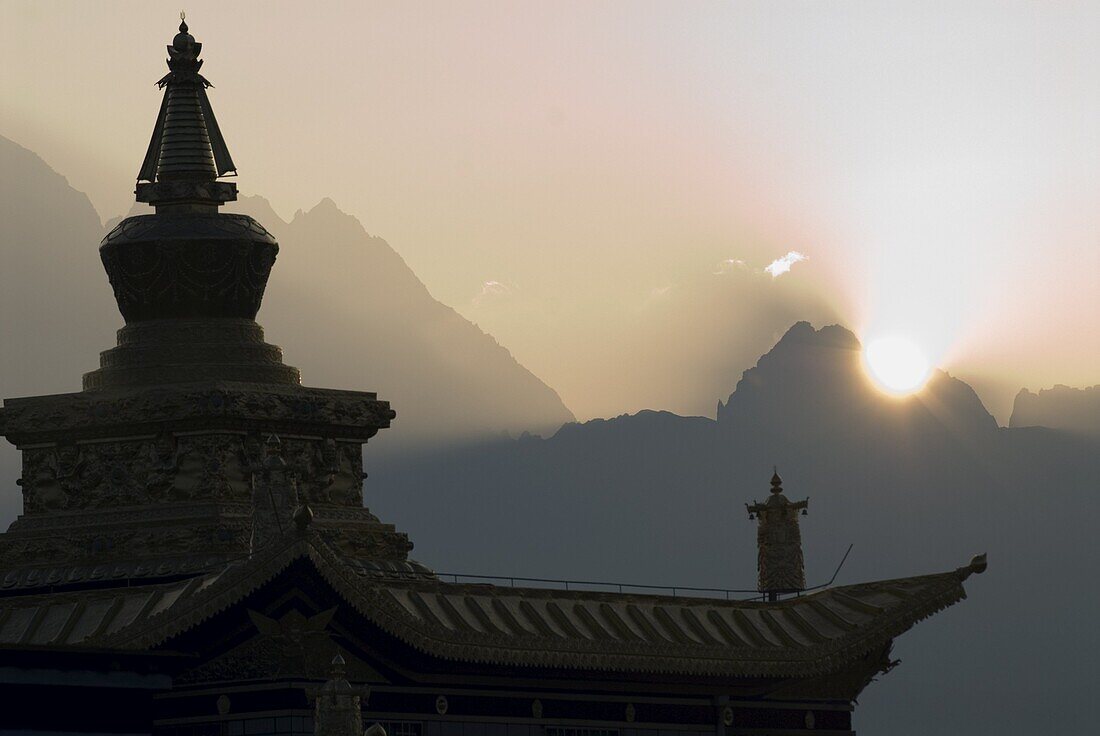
[0,18,985,736]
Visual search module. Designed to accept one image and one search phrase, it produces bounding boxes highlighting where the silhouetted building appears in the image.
[0,18,985,736]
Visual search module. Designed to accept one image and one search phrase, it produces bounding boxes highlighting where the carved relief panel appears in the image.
[18,433,365,515]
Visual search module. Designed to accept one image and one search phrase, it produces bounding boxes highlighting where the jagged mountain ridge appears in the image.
[718,321,998,439]
[1011,384,1100,439]
[225,195,575,446]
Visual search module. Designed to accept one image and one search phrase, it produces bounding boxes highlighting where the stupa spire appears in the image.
[136,15,237,209]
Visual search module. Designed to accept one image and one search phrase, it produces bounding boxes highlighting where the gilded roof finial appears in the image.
[747,469,809,600]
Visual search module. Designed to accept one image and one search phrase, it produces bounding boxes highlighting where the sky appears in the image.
[1,0,1098,422]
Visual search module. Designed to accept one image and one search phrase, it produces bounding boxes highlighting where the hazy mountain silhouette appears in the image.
[366,322,1100,736]
[0,136,118,394]
[223,195,575,447]
[1011,384,1100,439]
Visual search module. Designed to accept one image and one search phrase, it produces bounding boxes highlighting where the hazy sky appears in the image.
[2,1,1098,421]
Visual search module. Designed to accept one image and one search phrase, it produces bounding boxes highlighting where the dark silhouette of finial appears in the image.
[770,468,783,494]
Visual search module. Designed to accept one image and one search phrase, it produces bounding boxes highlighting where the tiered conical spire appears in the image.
[135,16,237,211]
[139,14,235,182]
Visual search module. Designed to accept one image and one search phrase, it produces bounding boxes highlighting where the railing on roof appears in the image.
[432,572,767,601]
[375,544,854,603]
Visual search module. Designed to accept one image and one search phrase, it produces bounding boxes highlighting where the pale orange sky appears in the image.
[2,1,1098,422]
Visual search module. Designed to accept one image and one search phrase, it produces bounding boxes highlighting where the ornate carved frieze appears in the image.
[319,525,413,560]
[135,180,238,206]
[0,520,251,567]
[0,424,412,585]
[14,433,367,514]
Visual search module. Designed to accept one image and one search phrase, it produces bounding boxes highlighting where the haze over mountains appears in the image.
[3,134,1100,734]
[224,194,575,446]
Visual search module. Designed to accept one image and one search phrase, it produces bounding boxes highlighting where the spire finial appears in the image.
[180,10,187,31]
[770,467,783,493]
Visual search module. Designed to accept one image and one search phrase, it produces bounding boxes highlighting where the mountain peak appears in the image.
[717,321,996,436]
[773,321,861,352]
[310,196,343,215]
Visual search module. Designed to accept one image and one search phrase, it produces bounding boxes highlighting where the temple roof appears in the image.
[0,534,985,679]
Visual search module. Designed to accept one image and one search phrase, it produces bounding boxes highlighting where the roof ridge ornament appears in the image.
[957,553,988,580]
[747,468,809,601]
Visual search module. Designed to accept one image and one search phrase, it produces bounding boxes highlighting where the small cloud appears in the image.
[472,280,515,305]
[713,258,748,275]
[764,251,807,278]
[637,283,675,310]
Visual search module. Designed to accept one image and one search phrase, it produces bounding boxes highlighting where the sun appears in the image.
[863,336,931,395]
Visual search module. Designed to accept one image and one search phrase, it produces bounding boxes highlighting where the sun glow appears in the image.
[863,336,931,395]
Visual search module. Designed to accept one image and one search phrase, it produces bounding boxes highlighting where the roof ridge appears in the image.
[8,544,982,680]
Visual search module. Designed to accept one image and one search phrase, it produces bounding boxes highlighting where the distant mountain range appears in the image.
[367,322,1100,736]
[1011,384,1100,439]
